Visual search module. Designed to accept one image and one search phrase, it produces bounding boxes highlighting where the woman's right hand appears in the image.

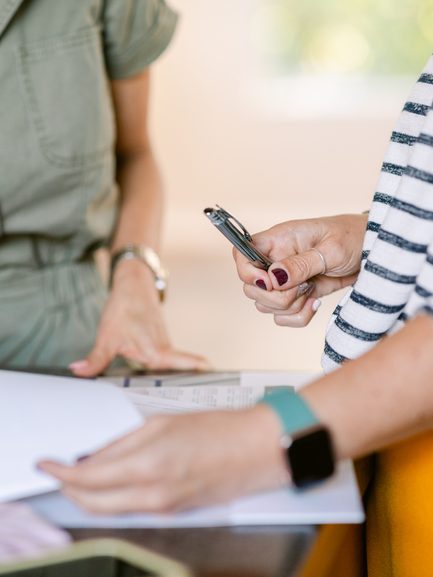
[233,213,367,327]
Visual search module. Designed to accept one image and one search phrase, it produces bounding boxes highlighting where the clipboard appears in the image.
[0,538,193,577]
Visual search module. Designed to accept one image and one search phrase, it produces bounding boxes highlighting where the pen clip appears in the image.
[215,205,253,241]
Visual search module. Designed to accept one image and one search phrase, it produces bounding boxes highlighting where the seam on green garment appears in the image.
[106,3,178,79]
[17,25,101,58]
[106,1,169,63]
[0,0,19,31]
[0,0,14,27]
[0,203,4,237]
[15,25,113,168]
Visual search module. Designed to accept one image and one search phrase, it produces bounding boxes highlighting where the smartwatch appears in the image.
[260,388,335,489]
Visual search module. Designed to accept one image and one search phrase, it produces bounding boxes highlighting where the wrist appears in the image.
[110,244,167,302]
[111,260,165,308]
[245,404,293,489]
[258,388,335,488]
[111,257,154,284]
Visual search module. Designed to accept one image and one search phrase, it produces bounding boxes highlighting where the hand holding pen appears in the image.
[205,207,366,328]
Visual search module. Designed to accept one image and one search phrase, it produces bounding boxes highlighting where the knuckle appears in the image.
[287,300,304,314]
[147,488,175,513]
[120,459,144,482]
[82,499,108,515]
[146,414,170,432]
[255,302,268,313]
[141,347,168,370]
[290,257,311,281]
[274,315,289,327]
[292,311,310,327]
[274,311,308,328]
[243,284,254,299]
[277,292,293,309]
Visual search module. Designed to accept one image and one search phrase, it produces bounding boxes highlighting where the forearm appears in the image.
[301,314,433,460]
[111,147,164,254]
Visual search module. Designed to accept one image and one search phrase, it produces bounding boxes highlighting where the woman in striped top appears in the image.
[40,54,433,576]
[232,57,433,576]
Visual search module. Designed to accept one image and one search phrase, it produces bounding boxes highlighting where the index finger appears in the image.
[232,247,273,291]
[37,450,149,491]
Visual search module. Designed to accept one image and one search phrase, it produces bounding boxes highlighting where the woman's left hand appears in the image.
[38,404,287,514]
[69,261,210,377]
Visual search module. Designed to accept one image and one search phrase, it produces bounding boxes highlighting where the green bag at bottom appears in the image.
[0,538,193,577]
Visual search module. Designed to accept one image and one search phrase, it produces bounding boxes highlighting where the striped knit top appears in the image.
[322,54,433,373]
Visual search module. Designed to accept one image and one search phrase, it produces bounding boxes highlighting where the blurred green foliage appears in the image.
[257,0,433,75]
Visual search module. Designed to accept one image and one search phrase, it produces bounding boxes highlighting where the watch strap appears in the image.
[259,388,319,435]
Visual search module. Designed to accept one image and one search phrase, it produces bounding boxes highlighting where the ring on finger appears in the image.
[311,247,327,275]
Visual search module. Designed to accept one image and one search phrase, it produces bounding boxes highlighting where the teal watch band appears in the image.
[259,388,319,435]
[259,387,335,488]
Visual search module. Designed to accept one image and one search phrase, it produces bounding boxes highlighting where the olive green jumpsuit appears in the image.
[0,0,177,367]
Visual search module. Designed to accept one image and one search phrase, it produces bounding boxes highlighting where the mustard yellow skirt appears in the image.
[367,432,433,576]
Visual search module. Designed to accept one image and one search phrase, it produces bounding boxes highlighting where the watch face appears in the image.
[287,427,335,489]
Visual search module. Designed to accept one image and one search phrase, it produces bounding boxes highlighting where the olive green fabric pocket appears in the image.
[16,26,115,169]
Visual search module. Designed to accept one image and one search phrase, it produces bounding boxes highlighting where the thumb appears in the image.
[268,247,327,290]
[69,343,114,377]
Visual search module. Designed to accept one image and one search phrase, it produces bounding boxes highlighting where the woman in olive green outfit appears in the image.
[0,0,206,375]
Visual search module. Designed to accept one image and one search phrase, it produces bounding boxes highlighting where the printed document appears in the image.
[114,370,319,416]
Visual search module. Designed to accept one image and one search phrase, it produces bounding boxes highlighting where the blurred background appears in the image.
[149,0,433,371]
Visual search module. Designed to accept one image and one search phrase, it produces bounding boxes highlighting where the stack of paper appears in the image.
[114,370,318,416]
[1,369,365,528]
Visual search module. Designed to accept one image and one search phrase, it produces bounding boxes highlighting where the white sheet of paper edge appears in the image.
[24,461,363,527]
[0,371,142,503]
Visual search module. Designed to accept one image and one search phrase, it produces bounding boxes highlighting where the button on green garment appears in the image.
[0,0,177,368]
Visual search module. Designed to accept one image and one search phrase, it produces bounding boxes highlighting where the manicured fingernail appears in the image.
[312,299,322,311]
[272,268,288,286]
[296,282,313,298]
[76,454,90,463]
[255,279,267,290]
[69,360,88,370]
[35,460,54,471]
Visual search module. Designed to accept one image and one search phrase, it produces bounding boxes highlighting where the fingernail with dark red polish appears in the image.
[255,279,267,290]
[272,268,288,286]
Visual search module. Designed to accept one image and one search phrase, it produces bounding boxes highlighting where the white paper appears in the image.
[24,461,363,528]
[7,369,364,528]
[240,370,319,388]
[25,492,231,529]
[0,371,143,503]
[125,391,206,417]
[231,461,364,525]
